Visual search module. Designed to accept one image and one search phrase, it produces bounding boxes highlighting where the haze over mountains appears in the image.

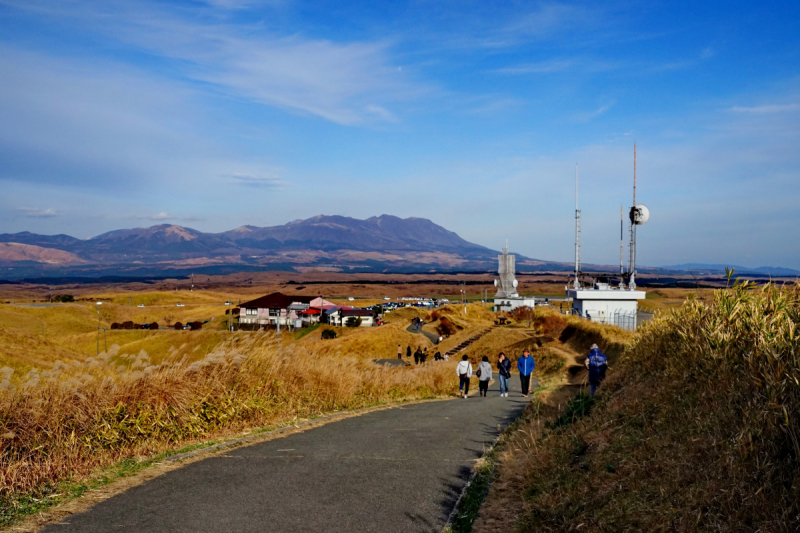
[0,215,562,279]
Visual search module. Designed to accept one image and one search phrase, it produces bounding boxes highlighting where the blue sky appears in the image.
[1,0,799,268]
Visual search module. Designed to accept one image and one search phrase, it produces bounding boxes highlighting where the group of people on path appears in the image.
[397,344,444,364]
[453,344,608,399]
[455,349,536,399]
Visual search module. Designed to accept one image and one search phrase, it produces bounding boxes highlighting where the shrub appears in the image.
[120,321,135,330]
[189,321,202,331]
[53,295,74,303]
[321,329,337,339]
[110,323,120,330]
[149,322,159,330]
[173,322,183,330]
[435,317,459,336]
[345,317,362,328]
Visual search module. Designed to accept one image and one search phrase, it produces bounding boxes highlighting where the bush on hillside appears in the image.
[514,282,800,531]
[189,321,202,331]
[435,317,460,336]
[149,322,159,330]
[173,322,183,330]
[321,329,336,339]
[345,317,362,328]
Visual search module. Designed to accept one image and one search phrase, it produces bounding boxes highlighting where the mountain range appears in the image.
[0,215,564,279]
[663,263,800,277]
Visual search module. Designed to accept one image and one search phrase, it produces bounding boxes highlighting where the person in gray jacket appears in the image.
[477,356,493,397]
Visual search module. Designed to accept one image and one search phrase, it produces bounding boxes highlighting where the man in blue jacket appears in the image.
[584,343,608,396]
[517,349,535,396]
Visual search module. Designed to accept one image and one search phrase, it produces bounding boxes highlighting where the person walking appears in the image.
[414,347,421,365]
[584,343,608,396]
[422,347,428,364]
[406,345,412,359]
[517,349,535,396]
[456,355,472,399]
[497,352,511,397]
[477,356,492,397]
[397,344,403,360]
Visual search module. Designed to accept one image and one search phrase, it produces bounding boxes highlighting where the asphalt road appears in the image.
[43,377,535,533]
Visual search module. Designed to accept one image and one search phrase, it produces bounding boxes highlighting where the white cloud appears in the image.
[229,174,286,188]
[0,0,420,126]
[17,207,59,218]
[730,104,800,114]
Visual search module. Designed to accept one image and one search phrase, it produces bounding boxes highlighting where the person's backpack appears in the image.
[476,366,482,378]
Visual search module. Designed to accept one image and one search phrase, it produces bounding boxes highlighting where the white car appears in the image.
[348,297,355,301]
[384,297,391,300]
[176,303,185,307]
[137,304,145,308]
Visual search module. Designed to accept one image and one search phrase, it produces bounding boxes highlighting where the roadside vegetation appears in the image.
[473,281,800,532]
[0,331,457,525]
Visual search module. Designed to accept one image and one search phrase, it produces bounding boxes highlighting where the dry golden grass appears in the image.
[477,282,800,532]
[0,331,457,524]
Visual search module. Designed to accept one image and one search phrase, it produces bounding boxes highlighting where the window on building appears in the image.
[246,308,257,316]
[269,308,280,317]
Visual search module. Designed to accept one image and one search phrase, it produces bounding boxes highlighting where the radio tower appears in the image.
[574,163,581,290]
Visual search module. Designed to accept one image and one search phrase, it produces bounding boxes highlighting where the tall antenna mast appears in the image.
[620,206,624,276]
[629,144,637,290]
[574,163,581,289]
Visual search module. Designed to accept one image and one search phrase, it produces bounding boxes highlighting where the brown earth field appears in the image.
[0,269,734,303]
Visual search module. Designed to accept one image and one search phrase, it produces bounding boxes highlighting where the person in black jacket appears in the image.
[414,347,421,365]
[497,352,512,397]
[406,345,412,359]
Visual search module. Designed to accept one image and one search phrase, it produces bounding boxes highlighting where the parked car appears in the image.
[137,304,145,307]
[176,303,185,307]
[348,297,355,301]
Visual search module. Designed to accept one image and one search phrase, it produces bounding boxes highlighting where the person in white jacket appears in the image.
[456,354,472,399]
[476,356,492,397]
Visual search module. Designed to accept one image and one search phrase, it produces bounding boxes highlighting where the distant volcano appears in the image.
[0,215,564,279]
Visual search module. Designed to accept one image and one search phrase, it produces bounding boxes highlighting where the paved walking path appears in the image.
[406,322,440,344]
[43,378,536,533]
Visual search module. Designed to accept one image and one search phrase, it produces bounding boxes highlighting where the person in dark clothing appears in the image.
[497,352,512,397]
[434,351,441,361]
[414,347,421,364]
[421,347,428,364]
[584,343,608,396]
[517,349,535,396]
[406,345,412,359]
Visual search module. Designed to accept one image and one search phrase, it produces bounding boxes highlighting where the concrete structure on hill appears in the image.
[493,242,538,312]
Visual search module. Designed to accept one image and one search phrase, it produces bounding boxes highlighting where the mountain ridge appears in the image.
[0,215,529,277]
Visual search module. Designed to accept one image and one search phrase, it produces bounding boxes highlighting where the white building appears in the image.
[566,280,645,330]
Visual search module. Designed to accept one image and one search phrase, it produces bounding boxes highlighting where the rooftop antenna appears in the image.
[574,163,581,289]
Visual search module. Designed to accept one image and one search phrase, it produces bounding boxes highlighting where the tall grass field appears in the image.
[483,282,800,532]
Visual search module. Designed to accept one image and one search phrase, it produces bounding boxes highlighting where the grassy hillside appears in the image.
[474,282,800,532]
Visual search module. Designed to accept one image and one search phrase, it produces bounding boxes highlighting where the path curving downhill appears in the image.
[41,378,536,533]
[406,322,441,345]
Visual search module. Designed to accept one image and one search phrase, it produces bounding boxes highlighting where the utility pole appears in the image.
[574,164,581,290]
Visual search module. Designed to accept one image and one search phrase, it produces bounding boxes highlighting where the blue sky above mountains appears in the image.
[0,0,798,268]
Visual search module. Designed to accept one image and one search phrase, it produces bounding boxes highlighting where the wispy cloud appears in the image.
[229,174,286,188]
[495,59,575,75]
[730,103,800,114]
[573,102,615,122]
[0,0,420,126]
[141,212,173,221]
[17,207,59,218]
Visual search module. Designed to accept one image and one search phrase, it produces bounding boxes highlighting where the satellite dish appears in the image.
[512,279,519,288]
[629,204,650,225]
